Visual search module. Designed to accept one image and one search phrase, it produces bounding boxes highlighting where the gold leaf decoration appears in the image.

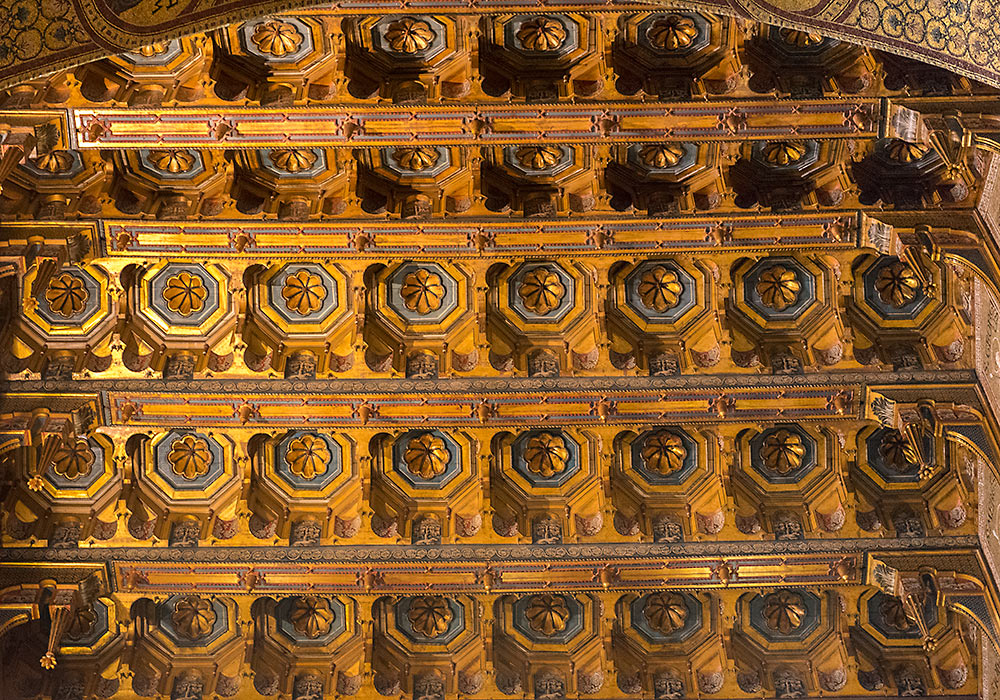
[879,430,919,473]
[755,265,801,311]
[647,15,699,50]
[401,268,446,314]
[643,592,689,633]
[162,271,208,316]
[762,591,807,634]
[778,28,825,47]
[875,261,921,307]
[760,429,806,474]
[384,17,436,53]
[171,595,216,640]
[44,273,89,318]
[281,269,328,316]
[884,139,930,163]
[52,439,96,480]
[285,434,331,479]
[761,141,807,166]
[393,146,440,171]
[148,149,195,173]
[33,150,75,174]
[514,145,563,170]
[250,20,304,57]
[407,596,453,637]
[517,267,566,315]
[637,265,683,312]
[640,431,687,475]
[525,594,570,635]
[167,435,213,480]
[523,432,570,477]
[638,144,685,169]
[515,16,567,51]
[270,148,318,173]
[403,433,450,479]
[290,596,334,638]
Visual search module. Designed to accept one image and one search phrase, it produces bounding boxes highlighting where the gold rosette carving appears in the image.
[401,268,446,314]
[393,146,440,171]
[884,139,930,163]
[285,434,331,479]
[52,439,96,480]
[270,148,318,173]
[640,431,687,474]
[879,430,918,473]
[523,432,570,477]
[516,16,567,51]
[761,142,806,166]
[403,433,450,479]
[643,592,688,633]
[755,265,800,311]
[638,144,685,168]
[281,269,328,316]
[162,271,208,316]
[760,429,806,474]
[407,596,453,637]
[290,596,334,638]
[762,591,807,634]
[647,15,698,50]
[517,267,565,315]
[525,594,570,635]
[45,273,89,317]
[167,435,213,480]
[149,149,195,173]
[637,265,683,312]
[875,261,921,307]
[33,150,75,173]
[514,145,563,170]
[171,596,216,640]
[385,18,435,53]
[251,20,303,57]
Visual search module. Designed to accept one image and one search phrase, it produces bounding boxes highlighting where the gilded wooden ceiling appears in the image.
[2,6,1000,700]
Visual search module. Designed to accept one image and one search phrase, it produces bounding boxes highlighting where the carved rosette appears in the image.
[52,439,96,480]
[759,429,806,475]
[289,596,335,638]
[642,592,688,633]
[285,434,331,479]
[401,268,446,314]
[171,595,217,640]
[45,273,90,318]
[515,16,567,51]
[167,435,213,480]
[755,265,801,311]
[525,593,570,635]
[761,591,807,634]
[875,261,921,307]
[162,271,208,316]
[250,20,304,57]
[403,432,450,479]
[646,15,698,50]
[640,430,687,475]
[517,267,566,315]
[523,432,570,477]
[281,269,328,316]
[406,596,453,638]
